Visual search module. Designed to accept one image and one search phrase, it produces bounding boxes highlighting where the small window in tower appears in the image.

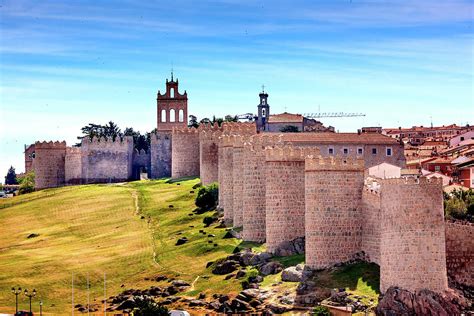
[179,109,184,122]
[170,88,175,98]
[161,109,167,122]
[262,108,266,117]
[357,147,363,155]
[328,147,334,155]
[262,99,265,105]
[386,147,392,156]
[343,148,349,155]
[170,109,176,122]
[372,148,377,155]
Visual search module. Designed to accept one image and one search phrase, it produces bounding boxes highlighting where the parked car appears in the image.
[0,191,7,198]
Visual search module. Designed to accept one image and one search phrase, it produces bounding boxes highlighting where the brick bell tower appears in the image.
[157,71,188,131]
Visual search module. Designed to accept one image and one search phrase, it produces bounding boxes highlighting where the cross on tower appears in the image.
[262,84,265,93]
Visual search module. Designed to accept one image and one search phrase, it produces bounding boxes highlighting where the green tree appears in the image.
[5,166,18,185]
[280,125,300,133]
[224,114,238,122]
[445,197,467,220]
[195,183,219,212]
[132,296,169,316]
[18,172,35,194]
[189,115,199,128]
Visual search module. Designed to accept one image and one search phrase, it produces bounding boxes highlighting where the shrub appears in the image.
[313,305,331,316]
[445,197,467,220]
[195,183,218,211]
[132,296,169,316]
[203,215,217,227]
[18,172,35,194]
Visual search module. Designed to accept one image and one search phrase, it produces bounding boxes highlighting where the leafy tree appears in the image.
[132,296,169,316]
[280,125,300,133]
[195,183,219,212]
[188,115,199,128]
[5,166,18,185]
[124,127,150,152]
[18,172,35,194]
[313,305,331,316]
[224,115,238,122]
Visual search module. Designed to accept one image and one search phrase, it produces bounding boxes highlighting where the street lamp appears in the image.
[24,288,36,315]
[11,287,22,314]
[39,300,43,316]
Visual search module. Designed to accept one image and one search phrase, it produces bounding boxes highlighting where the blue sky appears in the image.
[0,0,473,177]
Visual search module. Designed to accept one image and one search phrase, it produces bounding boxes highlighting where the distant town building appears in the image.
[255,90,334,133]
[383,124,472,145]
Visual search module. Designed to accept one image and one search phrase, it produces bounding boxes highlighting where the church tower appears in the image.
[157,72,188,131]
[256,87,270,132]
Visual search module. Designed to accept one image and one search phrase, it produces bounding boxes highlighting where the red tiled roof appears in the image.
[268,112,303,123]
[383,124,463,134]
[274,132,400,145]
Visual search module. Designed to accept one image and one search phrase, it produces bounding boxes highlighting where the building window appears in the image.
[161,109,167,122]
[343,148,349,155]
[372,148,377,155]
[178,109,184,122]
[262,99,266,105]
[386,147,392,156]
[435,166,441,172]
[262,108,266,117]
[170,88,175,98]
[169,109,176,122]
[357,147,363,155]
[460,137,465,141]
[328,147,334,155]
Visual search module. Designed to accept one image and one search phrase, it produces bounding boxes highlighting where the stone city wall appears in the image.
[360,180,382,265]
[219,134,235,224]
[150,132,172,179]
[232,135,249,227]
[265,145,319,253]
[65,147,82,185]
[34,141,67,189]
[24,144,36,174]
[305,156,365,269]
[242,134,282,242]
[445,220,474,287]
[81,136,134,183]
[171,127,200,178]
[132,149,150,180]
[199,123,222,185]
[379,177,447,293]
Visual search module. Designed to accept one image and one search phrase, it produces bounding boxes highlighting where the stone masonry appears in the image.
[171,127,200,178]
[445,221,473,287]
[34,141,67,189]
[199,123,222,185]
[305,156,365,269]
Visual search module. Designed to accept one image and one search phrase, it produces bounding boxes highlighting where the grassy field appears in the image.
[0,179,380,315]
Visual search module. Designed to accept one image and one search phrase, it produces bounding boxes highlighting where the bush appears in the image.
[313,305,331,316]
[195,183,218,211]
[133,296,169,316]
[18,172,35,194]
[203,215,217,227]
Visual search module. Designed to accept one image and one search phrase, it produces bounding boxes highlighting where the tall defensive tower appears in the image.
[256,87,270,132]
[157,72,188,131]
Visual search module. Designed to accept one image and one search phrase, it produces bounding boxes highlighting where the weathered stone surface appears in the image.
[259,261,283,276]
[281,265,304,282]
[375,287,468,316]
[212,260,239,275]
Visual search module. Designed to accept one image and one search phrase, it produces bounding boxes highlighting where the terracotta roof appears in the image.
[426,157,457,164]
[383,124,462,134]
[275,132,400,145]
[268,112,303,123]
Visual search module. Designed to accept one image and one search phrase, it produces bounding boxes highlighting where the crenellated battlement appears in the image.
[220,134,236,148]
[222,121,256,134]
[172,126,199,135]
[66,146,81,154]
[82,136,133,151]
[305,155,365,172]
[198,122,222,132]
[381,176,443,186]
[133,148,148,156]
[233,135,251,148]
[34,140,67,150]
[265,144,320,162]
[199,129,223,142]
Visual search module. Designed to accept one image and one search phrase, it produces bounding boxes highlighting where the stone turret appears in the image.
[171,127,200,178]
[34,141,67,189]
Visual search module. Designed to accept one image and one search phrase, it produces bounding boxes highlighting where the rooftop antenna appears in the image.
[171,61,174,81]
[261,84,265,93]
[430,116,433,128]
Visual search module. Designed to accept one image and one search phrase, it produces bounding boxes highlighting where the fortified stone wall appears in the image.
[34,141,66,189]
[232,135,252,227]
[199,123,222,185]
[242,134,282,242]
[132,149,150,180]
[65,147,82,185]
[24,144,36,173]
[81,136,134,184]
[171,127,200,178]
[265,145,319,253]
[305,156,365,269]
[445,221,474,287]
[150,132,172,178]
[379,177,447,293]
[219,134,235,224]
[360,180,382,265]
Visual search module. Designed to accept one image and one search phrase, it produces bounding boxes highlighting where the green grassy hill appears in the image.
[0,179,380,315]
